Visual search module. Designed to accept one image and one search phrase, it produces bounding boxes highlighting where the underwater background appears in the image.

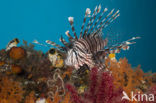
[0,0,156,103]
[0,0,156,72]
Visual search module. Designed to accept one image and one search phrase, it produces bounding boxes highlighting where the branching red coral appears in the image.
[84,67,98,102]
[96,72,114,103]
[65,84,84,103]
[66,67,129,103]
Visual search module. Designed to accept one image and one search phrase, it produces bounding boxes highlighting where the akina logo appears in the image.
[122,91,155,102]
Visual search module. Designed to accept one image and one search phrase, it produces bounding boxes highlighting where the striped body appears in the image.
[65,34,107,69]
[65,47,94,69]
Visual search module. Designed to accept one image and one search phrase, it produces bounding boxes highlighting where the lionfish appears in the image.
[35,5,140,70]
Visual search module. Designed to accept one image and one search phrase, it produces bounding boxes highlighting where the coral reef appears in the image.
[11,65,22,74]
[0,76,24,103]
[106,58,156,96]
[66,67,129,103]
[0,40,155,103]
[9,47,26,60]
[24,91,36,103]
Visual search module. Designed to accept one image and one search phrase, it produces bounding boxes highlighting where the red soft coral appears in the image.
[84,67,98,102]
[96,71,113,103]
[66,67,129,103]
[65,84,84,103]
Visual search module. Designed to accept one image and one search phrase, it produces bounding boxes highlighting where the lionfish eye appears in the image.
[49,48,56,54]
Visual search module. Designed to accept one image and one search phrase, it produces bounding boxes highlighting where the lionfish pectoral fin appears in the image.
[45,40,66,51]
[33,39,49,47]
[107,36,141,53]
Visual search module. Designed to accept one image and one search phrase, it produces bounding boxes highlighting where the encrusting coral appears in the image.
[11,65,22,74]
[24,91,36,103]
[0,76,24,103]
[9,47,26,60]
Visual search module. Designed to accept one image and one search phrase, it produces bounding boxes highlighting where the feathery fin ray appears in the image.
[68,17,78,40]
[83,5,101,37]
[46,40,63,50]
[79,8,91,38]
[59,35,69,48]
[88,7,108,35]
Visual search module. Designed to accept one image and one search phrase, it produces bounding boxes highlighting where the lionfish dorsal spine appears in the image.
[88,7,108,35]
[68,17,78,40]
[59,35,69,47]
[79,8,91,38]
[83,5,100,37]
[94,9,120,34]
[104,10,120,28]
[96,9,115,31]
[65,30,74,42]
[84,6,97,33]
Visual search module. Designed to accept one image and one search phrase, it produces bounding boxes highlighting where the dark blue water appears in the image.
[0,0,155,72]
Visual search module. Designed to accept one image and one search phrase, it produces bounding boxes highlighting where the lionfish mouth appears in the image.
[33,5,140,70]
